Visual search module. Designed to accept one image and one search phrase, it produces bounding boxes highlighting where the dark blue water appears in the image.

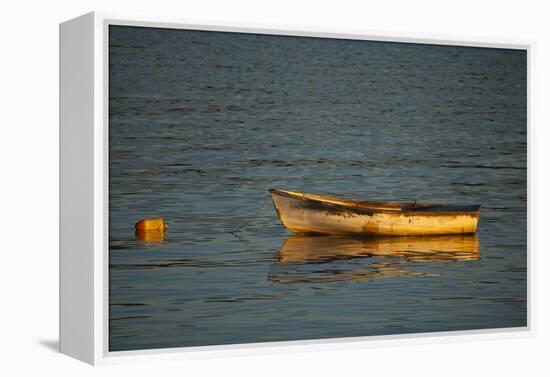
[108,26,527,352]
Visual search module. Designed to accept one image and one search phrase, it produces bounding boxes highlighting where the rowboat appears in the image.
[269,189,481,236]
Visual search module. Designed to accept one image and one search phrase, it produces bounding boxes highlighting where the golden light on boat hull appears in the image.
[269,189,481,236]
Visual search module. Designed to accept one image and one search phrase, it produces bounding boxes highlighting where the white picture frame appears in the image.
[59,11,534,365]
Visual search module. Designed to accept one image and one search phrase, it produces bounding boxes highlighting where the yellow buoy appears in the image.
[135,217,167,232]
[135,218,167,242]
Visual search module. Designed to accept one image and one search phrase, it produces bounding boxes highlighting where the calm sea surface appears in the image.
[109,26,527,351]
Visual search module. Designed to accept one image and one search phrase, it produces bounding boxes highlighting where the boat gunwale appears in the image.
[269,188,481,216]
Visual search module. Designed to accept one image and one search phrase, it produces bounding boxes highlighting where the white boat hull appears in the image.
[270,189,480,236]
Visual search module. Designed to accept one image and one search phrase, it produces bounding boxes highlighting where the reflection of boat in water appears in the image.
[277,234,480,263]
[269,235,480,284]
[269,189,481,236]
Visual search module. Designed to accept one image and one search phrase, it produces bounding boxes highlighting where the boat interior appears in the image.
[269,189,480,213]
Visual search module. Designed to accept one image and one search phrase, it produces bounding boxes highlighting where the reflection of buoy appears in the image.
[135,217,167,232]
[136,229,165,242]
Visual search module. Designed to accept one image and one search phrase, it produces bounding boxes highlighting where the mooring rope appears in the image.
[229,193,271,234]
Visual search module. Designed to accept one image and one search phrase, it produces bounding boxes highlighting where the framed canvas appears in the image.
[59,11,532,365]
